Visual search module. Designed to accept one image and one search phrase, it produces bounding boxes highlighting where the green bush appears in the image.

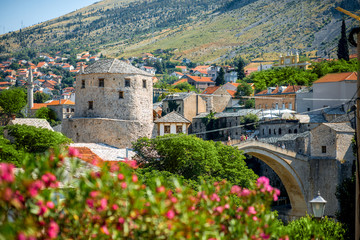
[5,124,71,153]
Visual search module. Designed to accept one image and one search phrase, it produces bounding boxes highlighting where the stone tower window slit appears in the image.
[125,78,131,87]
[88,101,93,110]
[81,80,85,88]
[119,91,124,99]
[99,78,104,87]
[143,79,147,88]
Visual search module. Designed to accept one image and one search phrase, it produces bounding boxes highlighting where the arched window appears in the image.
[274,129,276,135]
[279,128,282,135]
[263,129,265,135]
[294,129,298,133]
[288,129,292,133]
[269,129,271,135]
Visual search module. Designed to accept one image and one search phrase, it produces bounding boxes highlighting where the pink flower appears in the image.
[124,160,138,169]
[241,189,251,197]
[118,217,125,224]
[247,206,257,215]
[0,163,15,183]
[252,216,258,221]
[156,186,165,193]
[121,182,127,189]
[86,199,94,208]
[273,188,280,201]
[215,206,224,213]
[90,191,99,198]
[3,187,12,201]
[98,198,107,211]
[224,204,230,209]
[101,225,109,235]
[260,233,270,239]
[17,233,26,240]
[47,221,59,239]
[118,174,125,180]
[37,201,48,216]
[68,147,80,158]
[41,173,57,188]
[210,193,220,202]
[231,185,241,194]
[28,180,44,197]
[132,174,138,183]
[165,209,175,219]
[170,197,178,203]
[46,201,55,209]
[257,176,269,187]
[112,204,119,210]
[110,164,119,172]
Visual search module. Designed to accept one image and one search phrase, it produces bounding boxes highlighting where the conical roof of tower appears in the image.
[83,58,152,76]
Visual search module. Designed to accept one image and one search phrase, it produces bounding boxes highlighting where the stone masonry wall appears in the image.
[62,118,153,148]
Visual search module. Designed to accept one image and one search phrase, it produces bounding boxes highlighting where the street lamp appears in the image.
[309,191,327,219]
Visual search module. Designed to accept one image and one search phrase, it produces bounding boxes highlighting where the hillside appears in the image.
[0,0,359,63]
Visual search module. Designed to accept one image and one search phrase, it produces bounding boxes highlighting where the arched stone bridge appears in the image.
[231,140,330,218]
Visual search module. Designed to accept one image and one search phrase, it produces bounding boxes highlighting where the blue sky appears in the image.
[0,0,100,34]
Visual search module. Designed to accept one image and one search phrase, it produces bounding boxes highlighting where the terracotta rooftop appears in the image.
[172,78,188,85]
[202,86,220,94]
[314,72,357,84]
[227,90,236,97]
[187,75,214,83]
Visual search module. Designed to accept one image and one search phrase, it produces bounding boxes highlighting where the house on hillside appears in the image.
[140,66,156,75]
[201,86,232,113]
[162,92,207,123]
[183,75,215,91]
[255,85,305,111]
[170,71,184,79]
[175,66,187,73]
[154,111,191,136]
[296,72,357,113]
[273,52,310,70]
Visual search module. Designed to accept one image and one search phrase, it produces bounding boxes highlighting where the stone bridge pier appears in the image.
[232,140,351,218]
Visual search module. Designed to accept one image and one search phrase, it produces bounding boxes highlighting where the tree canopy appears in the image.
[133,134,258,188]
[0,88,27,115]
[215,67,225,86]
[34,92,51,103]
[237,57,246,80]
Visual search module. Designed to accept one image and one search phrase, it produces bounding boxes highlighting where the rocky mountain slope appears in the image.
[0,0,359,62]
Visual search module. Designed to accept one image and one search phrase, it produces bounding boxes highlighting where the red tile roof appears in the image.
[314,72,357,84]
[230,83,240,87]
[188,76,214,83]
[202,86,220,94]
[192,65,210,72]
[32,103,48,110]
[227,90,236,97]
[256,89,268,95]
[47,99,75,105]
[282,85,303,93]
[172,79,188,85]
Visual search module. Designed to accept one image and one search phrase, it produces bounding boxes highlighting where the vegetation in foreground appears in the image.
[0,146,346,239]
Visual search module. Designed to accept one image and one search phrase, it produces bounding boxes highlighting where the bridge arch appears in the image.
[234,141,309,216]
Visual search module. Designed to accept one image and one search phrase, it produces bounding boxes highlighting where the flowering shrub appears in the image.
[0,147,288,239]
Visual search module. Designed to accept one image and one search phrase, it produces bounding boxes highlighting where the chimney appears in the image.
[80,63,85,74]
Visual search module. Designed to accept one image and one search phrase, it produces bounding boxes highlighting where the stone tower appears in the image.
[62,59,154,148]
[27,67,34,113]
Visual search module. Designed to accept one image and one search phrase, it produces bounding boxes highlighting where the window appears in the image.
[282,103,285,109]
[99,78,104,87]
[289,103,292,110]
[119,91,124,99]
[294,129,298,133]
[269,129,271,135]
[143,79,147,88]
[275,103,278,110]
[274,129,276,135]
[125,78,131,87]
[288,129,292,133]
[278,128,282,135]
[81,80,85,89]
[263,129,265,135]
[194,122,197,128]
[307,108,310,112]
[176,126,182,133]
[88,101,93,110]
[322,146,326,153]
[164,125,170,134]
[71,108,75,112]
[66,108,70,113]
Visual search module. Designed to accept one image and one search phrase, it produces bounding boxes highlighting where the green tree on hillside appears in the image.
[35,107,58,125]
[0,88,27,116]
[237,57,246,80]
[215,67,225,86]
[236,81,254,105]
[337,19,349,61]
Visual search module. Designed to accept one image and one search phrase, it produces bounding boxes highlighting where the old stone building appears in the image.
[201,86,233,113]
[161,92,207,123]
[62,59,154,148]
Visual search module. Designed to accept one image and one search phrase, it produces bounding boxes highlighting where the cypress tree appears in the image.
[237,57,246,80]
[337,19,349,61]
[215,67,225,86]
